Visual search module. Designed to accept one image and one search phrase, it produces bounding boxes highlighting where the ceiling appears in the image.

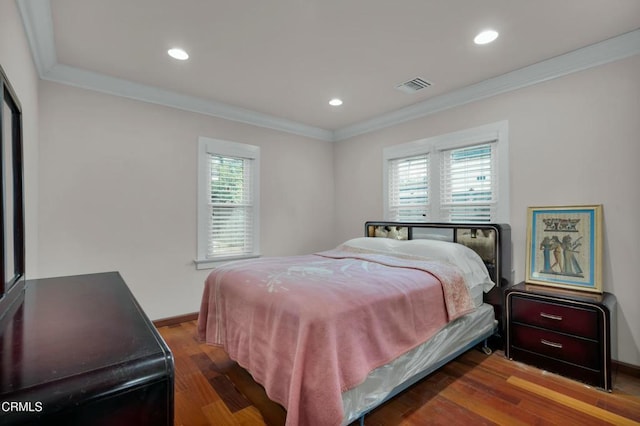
[18,0,640,141]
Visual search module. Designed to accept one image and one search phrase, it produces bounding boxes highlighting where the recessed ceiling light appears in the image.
[329,98,343,106]
[474,30,499,45]
[168,48,189,60]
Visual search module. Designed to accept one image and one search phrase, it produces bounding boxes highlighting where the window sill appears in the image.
[194,254,260,270]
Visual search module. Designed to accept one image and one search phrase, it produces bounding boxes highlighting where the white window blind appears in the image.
[440,142,497,222]
[388,154,429,222]
[207,154,255,258]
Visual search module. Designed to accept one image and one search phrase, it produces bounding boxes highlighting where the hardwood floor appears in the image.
[158,320,640,425]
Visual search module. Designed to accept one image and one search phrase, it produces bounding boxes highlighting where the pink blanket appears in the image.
[198,249,475,426]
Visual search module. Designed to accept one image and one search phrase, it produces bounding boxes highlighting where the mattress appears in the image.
[341,303,496,425]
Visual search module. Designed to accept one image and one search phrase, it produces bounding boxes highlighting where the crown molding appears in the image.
[333,29,640,141]
[17,0,56,77]
[17,0,640,142]
[44,64,334,141]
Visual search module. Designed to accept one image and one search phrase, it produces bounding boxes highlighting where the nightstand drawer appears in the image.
[511,324,600,369]
[511,296,599,339]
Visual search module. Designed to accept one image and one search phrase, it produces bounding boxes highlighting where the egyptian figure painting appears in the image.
[526,206,602,293]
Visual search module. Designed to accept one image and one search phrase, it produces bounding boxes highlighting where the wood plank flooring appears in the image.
[158,320,640,425]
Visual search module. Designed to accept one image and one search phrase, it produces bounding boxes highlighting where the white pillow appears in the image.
[340,237,495,294]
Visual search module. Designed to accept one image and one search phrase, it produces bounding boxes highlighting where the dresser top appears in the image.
[0,272,172,397]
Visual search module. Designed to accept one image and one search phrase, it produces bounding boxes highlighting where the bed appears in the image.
[198,222,511,425]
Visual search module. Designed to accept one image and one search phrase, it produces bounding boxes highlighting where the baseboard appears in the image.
[613,360,640,378]
[153,312,198,328]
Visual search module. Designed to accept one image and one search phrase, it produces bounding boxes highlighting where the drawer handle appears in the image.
[540,312,563,321]
[540,339,563,349]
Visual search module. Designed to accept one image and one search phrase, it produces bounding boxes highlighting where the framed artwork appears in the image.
[525,205,603,293]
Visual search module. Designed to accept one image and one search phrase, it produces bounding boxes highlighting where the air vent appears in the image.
[395,77,432,94]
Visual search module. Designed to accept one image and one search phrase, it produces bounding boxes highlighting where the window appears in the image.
[196,137,260,269]
[440,143,497,222]
[388,154,430,221]
[383,121,509,223]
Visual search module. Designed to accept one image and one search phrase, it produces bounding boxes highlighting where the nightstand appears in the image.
[505,282,616,391]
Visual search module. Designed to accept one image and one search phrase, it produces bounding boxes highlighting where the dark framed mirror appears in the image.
[0,64,26,317]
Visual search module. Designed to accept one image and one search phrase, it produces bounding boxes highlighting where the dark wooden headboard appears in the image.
[364,222,512,287]
[364,221,512,336]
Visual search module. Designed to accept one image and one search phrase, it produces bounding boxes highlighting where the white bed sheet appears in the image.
[341,303,496,425]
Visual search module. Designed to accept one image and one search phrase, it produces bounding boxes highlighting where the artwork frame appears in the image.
[525,205,603,293]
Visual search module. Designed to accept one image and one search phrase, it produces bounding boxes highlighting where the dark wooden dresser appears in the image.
[0,272,174,425]
[505,282,616,391]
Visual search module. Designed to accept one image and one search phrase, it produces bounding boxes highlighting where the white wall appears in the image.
[0,0,39,277]
[334,55,640,365]
[38,81,335,320]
